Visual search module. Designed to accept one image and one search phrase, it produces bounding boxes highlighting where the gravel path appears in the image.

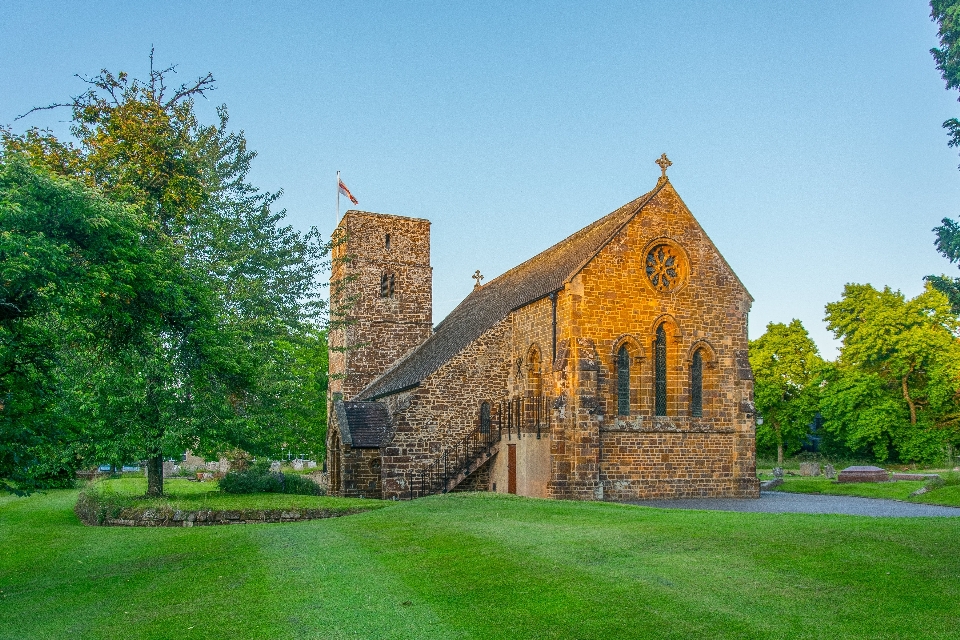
[631,491,960,517]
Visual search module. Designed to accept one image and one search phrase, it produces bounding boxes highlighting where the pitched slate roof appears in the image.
[356,181,667,400]
[341,401,390,448]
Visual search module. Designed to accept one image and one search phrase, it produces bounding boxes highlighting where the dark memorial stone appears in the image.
[837,466,888,483]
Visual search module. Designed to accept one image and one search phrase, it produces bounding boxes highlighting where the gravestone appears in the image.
[292,459,304,471]
[270,461,281,472]
[824,464,836,479]
[799,462,820,477]
[307,460,317,469]
[773,467,784,479]
[837,466,888,483]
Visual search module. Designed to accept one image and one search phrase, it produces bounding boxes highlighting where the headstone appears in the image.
[824,464,836,479]
[837,466,888,483]
[799,462,820,477]
[307,460,317,469]
[292,459,304,471]
[773,467,784,479]
[270,461,281,472]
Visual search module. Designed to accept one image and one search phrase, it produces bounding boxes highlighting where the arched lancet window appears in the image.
[380,272,395,298]
[617,345,630,416]
[480,402,491,434]
[691,350,703,418]
[385,233,391,250]
[654,324,667,416]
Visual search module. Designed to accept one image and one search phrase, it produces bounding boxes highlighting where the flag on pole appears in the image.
[338,177,358,205]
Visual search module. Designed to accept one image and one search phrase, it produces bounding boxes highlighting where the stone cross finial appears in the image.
[472,270,484,290]
[656,153,672,178]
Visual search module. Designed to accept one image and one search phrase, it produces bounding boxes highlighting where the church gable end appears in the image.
[328,163,759,502]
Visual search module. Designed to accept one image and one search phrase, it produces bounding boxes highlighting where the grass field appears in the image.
[2,489,959,639]
[773,476,960,506]
[85,477,392,512]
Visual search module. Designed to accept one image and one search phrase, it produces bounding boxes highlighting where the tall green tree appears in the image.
[927,1,960,310]
[3,58,328,495]
[0,157,179,491]
[749,320,823,465]
[822,283,960,463]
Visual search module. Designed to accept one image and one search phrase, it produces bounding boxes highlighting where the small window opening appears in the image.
[385,233,391,250]
[380,273,395,298]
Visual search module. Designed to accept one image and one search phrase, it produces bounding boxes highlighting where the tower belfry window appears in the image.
[385,234,391,250]
[380,273,395,298]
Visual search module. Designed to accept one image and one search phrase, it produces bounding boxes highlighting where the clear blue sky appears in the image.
[4,1,960,358]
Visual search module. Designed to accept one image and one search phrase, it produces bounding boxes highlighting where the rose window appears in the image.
[646,245,685,292]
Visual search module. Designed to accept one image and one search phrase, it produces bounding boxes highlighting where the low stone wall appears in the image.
[76,502,369,527]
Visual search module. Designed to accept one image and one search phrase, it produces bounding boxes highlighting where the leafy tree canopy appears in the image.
[822,283,960,463]
[0,158,181,491]
[927,1,960,310]
[749,319,823,464]
[2,56,328,495]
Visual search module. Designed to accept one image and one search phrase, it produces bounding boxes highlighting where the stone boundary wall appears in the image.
[76,503,370,527]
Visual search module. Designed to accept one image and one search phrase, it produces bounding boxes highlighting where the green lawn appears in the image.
[1,490,959,639]
[87,477,390,512]
[774,476,960,506]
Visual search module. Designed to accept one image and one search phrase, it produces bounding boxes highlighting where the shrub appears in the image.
[74,483,136,525]
[939,471,960,487]
[219,462,323,496]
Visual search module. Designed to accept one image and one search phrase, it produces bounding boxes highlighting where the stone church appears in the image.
[327,158,759,501]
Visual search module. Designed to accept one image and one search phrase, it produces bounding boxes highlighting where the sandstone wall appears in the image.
[562,181,758,498]
[379,319,511,500]
[329,211,433,400]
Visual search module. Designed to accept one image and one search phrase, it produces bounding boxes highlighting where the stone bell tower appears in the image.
[328,210,433,400]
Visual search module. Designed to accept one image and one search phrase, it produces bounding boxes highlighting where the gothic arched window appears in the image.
[480,402,491,434]
[617,345,630,416]
[691,349,703,418]
[380,272,395,298]
[654,324,667,416]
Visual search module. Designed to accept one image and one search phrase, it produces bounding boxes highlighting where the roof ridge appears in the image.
[357,183,664,400]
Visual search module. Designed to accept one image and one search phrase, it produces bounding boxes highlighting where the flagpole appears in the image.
[336,170,340,225]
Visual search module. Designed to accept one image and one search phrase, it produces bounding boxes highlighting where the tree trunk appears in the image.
[902,375,917,425]
[146,454,164,497]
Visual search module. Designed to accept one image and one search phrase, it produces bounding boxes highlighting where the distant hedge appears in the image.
[219,462,323,496]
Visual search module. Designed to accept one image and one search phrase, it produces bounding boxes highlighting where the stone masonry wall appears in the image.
[340,447,383,499]
[558,180,758,499]
[599,424,754,500]
[329,211,433,400]
[379,319,511,500]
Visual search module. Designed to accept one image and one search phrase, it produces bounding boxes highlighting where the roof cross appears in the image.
[655,153,672,178]
[472,270,484,290]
